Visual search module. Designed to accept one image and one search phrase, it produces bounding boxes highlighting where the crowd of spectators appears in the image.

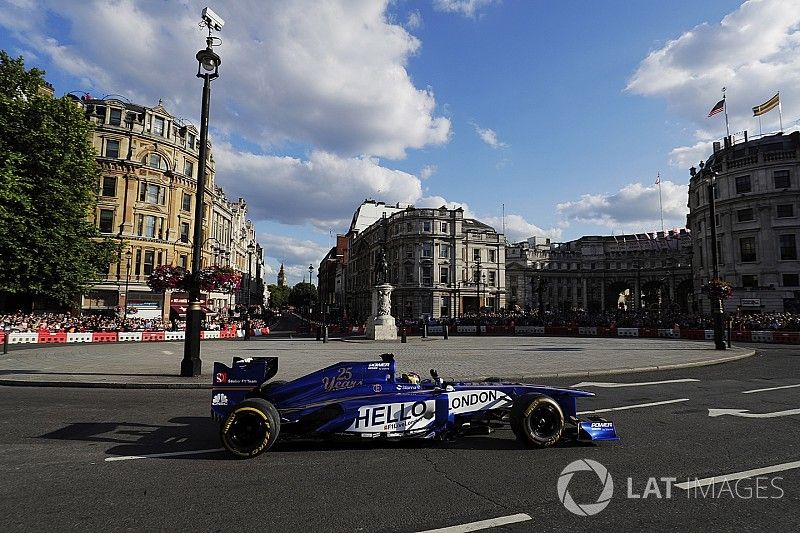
[0,312,267,334]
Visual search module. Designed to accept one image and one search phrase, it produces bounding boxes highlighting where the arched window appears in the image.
[144,153,168,170]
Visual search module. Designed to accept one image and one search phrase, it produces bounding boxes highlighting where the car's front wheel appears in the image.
[510,393,564,447]
[220,398,281,458]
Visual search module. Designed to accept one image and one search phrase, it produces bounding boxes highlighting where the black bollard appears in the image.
[401,327,407,343]
[475,322,481,336]
[316,326,321,341]
[422,324,428,338]
[323,325,329,343]
[443,325,449,340]
[3,329,9,355]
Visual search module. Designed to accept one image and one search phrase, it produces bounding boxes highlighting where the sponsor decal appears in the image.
[322,366,363,392]
[367,362,391,369]
[373,384,382,393]
[347,400,436,433]
[212,393,228,406]
[448,389,512,415]
[396,384,419,391]
[591,422,613,428]
[224,378,258,385]
[215,372,227,384]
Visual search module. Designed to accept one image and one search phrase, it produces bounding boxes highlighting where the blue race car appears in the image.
[211,353,618,458]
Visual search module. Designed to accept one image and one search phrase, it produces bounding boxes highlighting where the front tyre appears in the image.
[220,398,281,458]
[510,393,564,447]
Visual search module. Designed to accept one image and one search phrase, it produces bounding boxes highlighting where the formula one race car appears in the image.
[211,354,619,458]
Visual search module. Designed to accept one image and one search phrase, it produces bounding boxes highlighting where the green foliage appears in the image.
[289,282,317,309]
[267,284,290,308]
[0,51,119,306]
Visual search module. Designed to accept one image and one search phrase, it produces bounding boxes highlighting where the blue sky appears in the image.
[1,0,797,285]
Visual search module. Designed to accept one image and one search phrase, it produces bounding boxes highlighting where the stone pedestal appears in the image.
[365,283,397,340]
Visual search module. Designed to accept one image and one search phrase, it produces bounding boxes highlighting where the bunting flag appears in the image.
[655,174,661,185]
[708,99,725,117]
[752,93,780,117]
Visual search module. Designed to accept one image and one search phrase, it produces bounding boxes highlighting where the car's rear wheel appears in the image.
[220,398,281,458]
[510,393,564,447]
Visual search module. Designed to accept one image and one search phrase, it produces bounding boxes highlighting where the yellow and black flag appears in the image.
[752,93,780,116]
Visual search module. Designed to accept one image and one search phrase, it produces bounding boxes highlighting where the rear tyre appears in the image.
[510,393,564,447]
[220,398,281,458]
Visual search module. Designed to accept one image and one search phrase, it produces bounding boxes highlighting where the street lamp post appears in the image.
[244,243,254,341]
[703,165,727,350]
[308,264,314,329]
[182,12,222,377]
[475,256,482,335]
[123,249,132,330]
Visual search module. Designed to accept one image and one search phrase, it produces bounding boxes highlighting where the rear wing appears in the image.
[211,357,278,420]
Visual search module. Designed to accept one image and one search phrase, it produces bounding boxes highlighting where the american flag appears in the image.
[708,99,725,117]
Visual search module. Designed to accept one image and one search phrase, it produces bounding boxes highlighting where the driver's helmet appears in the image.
[401,372,420,384]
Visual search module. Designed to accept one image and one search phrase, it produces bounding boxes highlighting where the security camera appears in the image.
[201,7,224,31]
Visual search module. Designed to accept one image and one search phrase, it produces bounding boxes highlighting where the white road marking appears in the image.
[675,460,800,490]
[707,407,800,418]
[577,398,690,415]
[104,448,224,462]
[161,350,174,355]
[416,513,532,533]
[742,383,800,394]
[572,378,699,388]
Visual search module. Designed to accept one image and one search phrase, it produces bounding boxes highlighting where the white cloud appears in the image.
[482,214,562,243]
[668,140,715,169]
[419,164,437,180]
[556,180,688,231]
[473,123,508,149]
[433,0,501,18]
[3,0,451,160]
[406,10,423,30]
[628,0,800,164]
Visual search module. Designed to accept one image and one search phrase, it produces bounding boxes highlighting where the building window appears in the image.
[783,273,799,287]
[695,191,701,206]
[405,245,413,258]
[99,209,114,233]
[717,241,724,265]
[134,249,142,276]
[422,242,432,258]
[739,237,757,262]
[441,222,448,233]
[741,275,758,288]
[439,243,450,259]
[774,170,790,189]
[180,222,190,243]
[473,249,481,262]
[779,234,797,260]
[138,215,157,238]
[422,220,432,232]
[488,271,496,287]
[406,223,413,233]
[713,182,719,199]
[439,267,449,284]
[143,250,155,275]
[440,296,450,317]
[735,175,751,194]
[489,249,496,262]
[777,204,794,218]
[422,265,432,286]
[736,208,754,222]
[102,176,116,197]
[182,193,192,212]
[109,108,122,127]
[152,116,165,137]
[404,265,413,283]
[179,255,188,269]
[105,139,120,158]
[139,183,165,204]
[187,132,196,149]
[146,153,169,170]
[184,160,194,178]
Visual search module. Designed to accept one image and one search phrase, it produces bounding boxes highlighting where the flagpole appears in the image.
[778,93,783,132]
[657,173,665,236]
[723,92,730,137]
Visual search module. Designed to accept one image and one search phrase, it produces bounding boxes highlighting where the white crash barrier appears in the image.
[236,329,245,338]
[164,331,185,341]
[203,330,220,339]
[617,328,639,337]
[657,329,680,339]
[458,325,476,333]
[67,332,94,343]
[578,327,597,335]
[750,331,773,342]
[704,330,715,340]
[427,326,443,334]
[117,332,143,342]
[9,332,39,344]
[515,326,545,335]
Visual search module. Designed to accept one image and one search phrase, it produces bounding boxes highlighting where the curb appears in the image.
[0,348,756,389]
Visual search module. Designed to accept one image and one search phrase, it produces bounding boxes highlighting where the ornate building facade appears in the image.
[688,131,800,313]
[343,200,506,321]
[76,96,261,319]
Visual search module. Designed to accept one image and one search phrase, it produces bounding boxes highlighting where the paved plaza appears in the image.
[0,335,754,388]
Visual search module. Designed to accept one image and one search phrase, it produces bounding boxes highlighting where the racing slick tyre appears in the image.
[510,393,564,447]
[220,398,281,458]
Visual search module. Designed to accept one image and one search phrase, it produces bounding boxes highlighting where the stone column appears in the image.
[365,283,397,340]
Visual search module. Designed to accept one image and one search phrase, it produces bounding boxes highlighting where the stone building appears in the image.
[343,200,506,321]
[506,231,693,313]
[688,131,800,313]
[76,95,261,319]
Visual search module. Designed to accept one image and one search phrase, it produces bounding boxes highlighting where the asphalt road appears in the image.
[1,343,797,532]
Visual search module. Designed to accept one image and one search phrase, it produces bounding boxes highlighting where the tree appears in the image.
[0,52,118,308]
[288,282,317,310]
[267,283,290,308]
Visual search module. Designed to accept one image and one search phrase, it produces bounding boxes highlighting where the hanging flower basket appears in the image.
[146,265,241,294]
[702,279,734,300]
